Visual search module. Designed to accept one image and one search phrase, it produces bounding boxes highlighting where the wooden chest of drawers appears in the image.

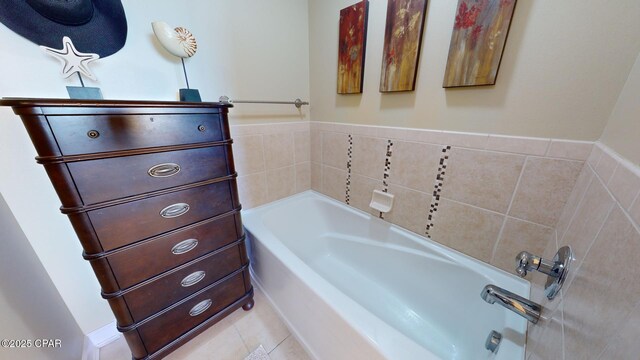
[1,98,254,359]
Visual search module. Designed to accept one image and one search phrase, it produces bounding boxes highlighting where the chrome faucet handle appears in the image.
[515,251,534,277]
[515,251,557,278]
[514,246,573,300]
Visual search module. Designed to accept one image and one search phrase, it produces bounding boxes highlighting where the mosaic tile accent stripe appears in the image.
[426,145,451,236]
[380,139,394,219]
[345,134,353,204]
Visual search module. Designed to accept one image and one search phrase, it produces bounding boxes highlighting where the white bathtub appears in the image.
[243,191,528,360]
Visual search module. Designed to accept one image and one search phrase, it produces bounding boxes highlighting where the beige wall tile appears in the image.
[388,141,442,193]
[349,174,382,215]
[230,124,263,137]
[311,162,321,191]
[509,158,583,227]
[528,231,562,313]
[555,165,594,241]
[294,122,311,133]
[237,173,268,209]
[310,128,321,163]
[346,123,377,137]
[312,122,332,132]
[264,132,294,170]
[525,305,564,360]
[491,218,553,273]
[321,132,348,170]
[351,136,387,179]
[586,144,603,168]
[441,148,525,213]
[377,127,411,142]
[546,140,593,160]
[485,135,550,156]
[230,125,258,137]
[438,132,488,149]
[231,122,308,137]
[266,166,295,202]
[385,185,432,235]
[294,131,310,164]
[607,163,640,210]
[321,165,346,202]
[325,122,348,134]
[562,206,640,360]
[559,177,615,292]
[260,122,309,135]
[295,162,311,193]
[429,199,504,262]
[386,127,421,142]
[594,149,617,183]
[234,135,265,175]
[417,129,445,144]
[597,301,640,360]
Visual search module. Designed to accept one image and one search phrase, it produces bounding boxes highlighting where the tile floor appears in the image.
[99,287,312,360]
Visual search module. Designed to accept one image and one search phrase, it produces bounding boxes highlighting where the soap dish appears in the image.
[369,189,394,213]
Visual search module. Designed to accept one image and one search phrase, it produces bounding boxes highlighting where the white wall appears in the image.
[601,50,640,166]
[309,0,640,140]
[0,194,84,360]
[0,0,310,334]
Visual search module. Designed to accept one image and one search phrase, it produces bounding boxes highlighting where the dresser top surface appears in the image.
[1,98,232,115]
[0,98,232,109]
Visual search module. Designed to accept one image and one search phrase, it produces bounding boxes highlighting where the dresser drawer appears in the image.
[138,272,246,354]
[88,181,235,251]
[47,113,224,155]
[68,146,232,205]
[105,212,242,289]
[116,245,244,323]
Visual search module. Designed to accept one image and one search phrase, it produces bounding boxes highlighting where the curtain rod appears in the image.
[219,96,309,109]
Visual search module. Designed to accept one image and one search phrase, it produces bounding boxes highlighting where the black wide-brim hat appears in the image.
[0,0,127,58]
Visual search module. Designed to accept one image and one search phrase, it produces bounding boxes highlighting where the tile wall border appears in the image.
[311,121,593,160]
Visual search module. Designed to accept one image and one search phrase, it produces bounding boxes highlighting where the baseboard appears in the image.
[81,320,121,360]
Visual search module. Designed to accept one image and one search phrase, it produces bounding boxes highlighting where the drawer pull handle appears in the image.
[148,163,181,178]
[171,238,199,255]
[189,299,212,317]
[181,271,206,287]
[160,203,190,218]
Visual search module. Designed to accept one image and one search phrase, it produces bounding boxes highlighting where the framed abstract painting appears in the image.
[379,0,428,92]
[337,0,369,94]
[443,0,517,88]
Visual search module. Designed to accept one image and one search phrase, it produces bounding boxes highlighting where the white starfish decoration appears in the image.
[41,36,100,82]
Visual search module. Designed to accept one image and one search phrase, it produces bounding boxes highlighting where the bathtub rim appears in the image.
[244,190,530,287]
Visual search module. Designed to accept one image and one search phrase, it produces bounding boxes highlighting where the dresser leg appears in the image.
[242,298,255,311]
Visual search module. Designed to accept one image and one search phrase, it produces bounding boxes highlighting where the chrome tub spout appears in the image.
[481,284,541,324]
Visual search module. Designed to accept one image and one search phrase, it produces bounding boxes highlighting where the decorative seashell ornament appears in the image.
[174,27,197,57]
[151,21,198,58]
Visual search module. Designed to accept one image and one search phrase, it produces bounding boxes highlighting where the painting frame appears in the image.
[337,0,369,95]
[379,0,428,93]
[443,0,518,88]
